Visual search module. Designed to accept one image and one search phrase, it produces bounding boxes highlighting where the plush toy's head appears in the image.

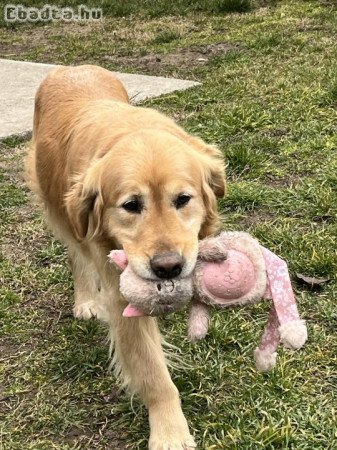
[109,250,193,316]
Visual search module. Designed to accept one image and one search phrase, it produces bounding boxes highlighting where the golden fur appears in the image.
[26,64,225,449]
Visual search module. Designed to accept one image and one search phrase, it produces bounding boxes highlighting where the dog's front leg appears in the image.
[109,297,196,450]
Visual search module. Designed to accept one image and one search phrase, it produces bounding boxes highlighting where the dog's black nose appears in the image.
[150,252,183,279]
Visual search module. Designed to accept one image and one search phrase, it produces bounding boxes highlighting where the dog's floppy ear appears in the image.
[202,144,226,197]
[197,143,226,238]
[186,136,226,197]
[65,169,103,242]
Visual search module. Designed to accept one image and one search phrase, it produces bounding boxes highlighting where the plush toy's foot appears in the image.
[279,320,308,349]
[187,302,210,342]
[188,321,208,342]
[254,347,277,372]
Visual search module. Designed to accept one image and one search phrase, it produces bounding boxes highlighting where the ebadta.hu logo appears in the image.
[4,4,103,23]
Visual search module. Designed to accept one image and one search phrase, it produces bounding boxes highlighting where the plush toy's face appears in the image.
[98,130,224,281]
[109,250,194,316]
[121,268,194,316]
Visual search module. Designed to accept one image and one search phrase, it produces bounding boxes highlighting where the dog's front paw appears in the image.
[149,432,196,450]
[73,301,110,322]
[73,301,98,320]
[149,408,196,450]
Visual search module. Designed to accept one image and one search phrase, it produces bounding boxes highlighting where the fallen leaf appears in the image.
[296,273,329,288]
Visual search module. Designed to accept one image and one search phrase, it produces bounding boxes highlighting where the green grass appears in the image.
[1,0,337,448]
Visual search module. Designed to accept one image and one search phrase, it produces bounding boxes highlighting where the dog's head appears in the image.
[66,130,225,279]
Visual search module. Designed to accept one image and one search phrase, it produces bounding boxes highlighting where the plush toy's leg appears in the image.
[260,246,308,350]
[254,303,280,372]
[188,301,210,341]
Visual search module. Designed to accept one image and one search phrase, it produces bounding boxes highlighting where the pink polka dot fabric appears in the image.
[262,246,300,324]
[256,246,307,362]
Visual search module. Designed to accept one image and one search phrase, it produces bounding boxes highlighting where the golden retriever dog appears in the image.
[26,64,225,449]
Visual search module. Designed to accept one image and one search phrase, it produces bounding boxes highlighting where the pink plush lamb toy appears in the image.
[109,232,308,372]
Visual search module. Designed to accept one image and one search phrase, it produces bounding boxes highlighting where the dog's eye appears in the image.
[174,194,192,209]
[122,199,143,214]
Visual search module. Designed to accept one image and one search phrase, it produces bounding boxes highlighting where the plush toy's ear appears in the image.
[108,250,128,271]
[65,169,103,242]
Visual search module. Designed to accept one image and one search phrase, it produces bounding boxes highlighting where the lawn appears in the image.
[1,0,337,449]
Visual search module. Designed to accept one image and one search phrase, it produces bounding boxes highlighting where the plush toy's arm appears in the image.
[188,301,210,342]
[198,236,228,262]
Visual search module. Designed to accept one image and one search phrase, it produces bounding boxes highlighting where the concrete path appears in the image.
[0,59,200,140]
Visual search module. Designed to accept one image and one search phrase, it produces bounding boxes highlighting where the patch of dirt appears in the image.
[238,210,276,228]
[1,225,47,267]
[0,143,27,185]
[0,21,102,59]
[0,342,23,360]
[104,42,240,74]
[269,127,290,137]
[297,24,323,32]
[318,0,337,6]
[296,18,323,33]
[264,173,307,189]
[52,388,127,449]
[60,427,128,450]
